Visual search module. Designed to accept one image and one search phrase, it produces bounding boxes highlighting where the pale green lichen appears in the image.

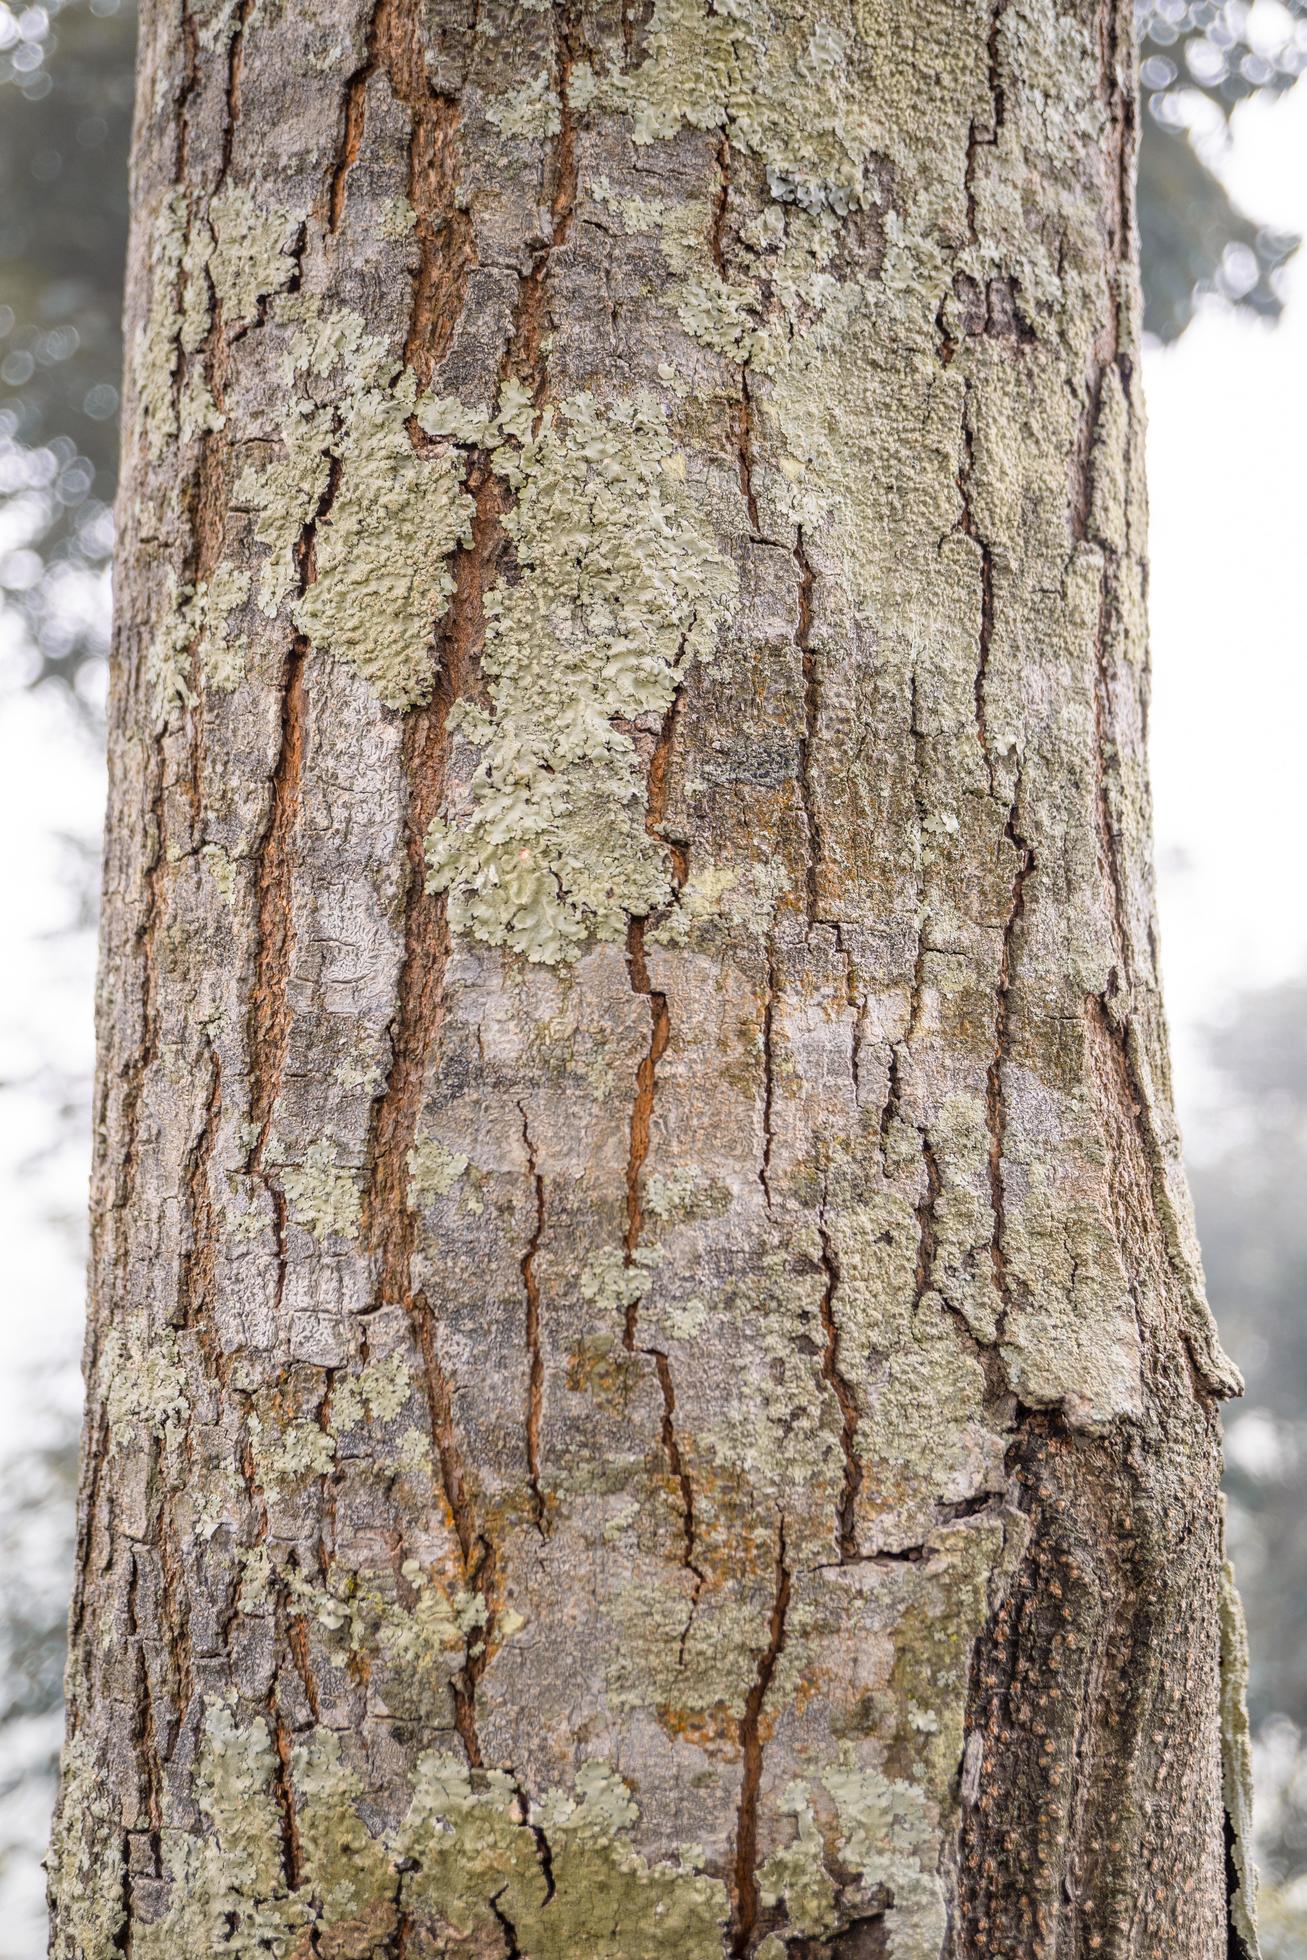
[406,1134,470,1205]
[335,1052,382,1094]
[139,1707,728,1956]
[47,1737,127,1960]
[235,402,334,616]
[645,1168,731,1223]
[599,1,876,213]
[199,561,251,689]
[179,364,223,444]
[248,1414,336,1497]
[150,561,252,710]
[274,1558,367,1644]
[607,1582,771,1719]
[581,1245,662,1315]
[376,1561,487,1684]
[416,392,496,446]
[822,1748,946,1959]
[280,1141,361,1241]
[202,843,238,904]
[292,367,473,707]
[102,1324,188,1446]
[395,1423,433,1475]
[191,0,244,52]
[661,1294,709,1339]
[135,1702,308,1959]
[485,72,562,141]
[425,391,735,961]
[241,295,478,699]
[377,194,417,239]
[330,1354,414,1431]
[399,1752,728,1957]
[649,856,788,947]
[208,187,297,330]
[133,189,187,459]
[223,1202,265,1242]
[570,59,599,111]
[179,214,212,357]
[276,291,389,388]
[592,178,769,364]
[148,572,201,714]
[758,1782,839,1940]
[290,1729,395,1933]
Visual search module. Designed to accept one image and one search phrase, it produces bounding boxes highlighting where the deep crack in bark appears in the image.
[794,529,821,925]
[815,1212,861,1562]
[518,1103,547,1537]
[986,783,1035,1334]
[731,1518,791,1956]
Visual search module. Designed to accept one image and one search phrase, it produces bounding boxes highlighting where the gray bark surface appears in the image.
[49,1,1258,1955]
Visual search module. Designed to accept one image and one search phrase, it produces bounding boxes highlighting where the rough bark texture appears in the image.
[50,2,1259,1955]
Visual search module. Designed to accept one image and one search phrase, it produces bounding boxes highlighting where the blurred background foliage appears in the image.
[1137,0,1307,335]
[1,0,1306,1952]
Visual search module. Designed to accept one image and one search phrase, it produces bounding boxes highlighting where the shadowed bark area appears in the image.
[49,1,1257,1956]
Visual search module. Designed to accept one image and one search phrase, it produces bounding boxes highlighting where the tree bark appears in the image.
[50,1,1258,1955]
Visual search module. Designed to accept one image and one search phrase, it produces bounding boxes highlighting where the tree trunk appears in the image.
[49,1,1258,1954]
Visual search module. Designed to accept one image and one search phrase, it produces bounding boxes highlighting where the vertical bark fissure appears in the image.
[518,1102,548,1538]
[336,0,473,378]
[758,944,777,1211]
[327,0,385,233]
[218,0,255,188]
[964,0,1007,242]
[362,463,497,1764]
[878,1043,905,1163]
[242,633,308,1286]
[402,81,473,382]
[905,667,930,1049]
[126,1547,164,1858]
[489,1890,523,1960]
[914,1129,942,1313]
[329,0,510,1773]
[175,3,201,179]
[286,1606,323,1724]
[1090,565,1133,993]
[269,1695,305,1893]
[244,431,339,1194]
[730,1518,791,1957]
[622,919,706,1619]
[956,383,998,798]
[737,373,764,538]
[624,656,703,1622]
[815,1207,861,1562]
[986,787,1035,1335]
[503,1,581,397]
[1072,367,1135,993]
[656,1351,706,1665]
[504,1764,557,1905]
[793,529,821,926]
[622,918,670,1351]
[835,925,867,1106]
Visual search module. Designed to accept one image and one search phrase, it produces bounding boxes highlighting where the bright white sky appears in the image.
[1148,84,1307,1138]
